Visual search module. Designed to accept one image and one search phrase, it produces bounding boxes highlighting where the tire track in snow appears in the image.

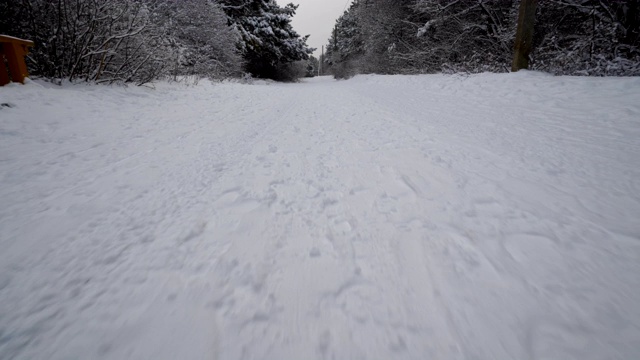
[200,80,468,359]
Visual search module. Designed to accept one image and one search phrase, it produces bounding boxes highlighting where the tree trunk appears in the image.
[512,0,537,72]
[625,0,639,44]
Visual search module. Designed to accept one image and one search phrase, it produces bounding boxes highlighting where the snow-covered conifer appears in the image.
[219,0,313,80]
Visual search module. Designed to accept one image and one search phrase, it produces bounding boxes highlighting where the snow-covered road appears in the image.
[1,73,639,359]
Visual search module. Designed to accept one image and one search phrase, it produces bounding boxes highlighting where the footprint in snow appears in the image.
[309,247,321,258]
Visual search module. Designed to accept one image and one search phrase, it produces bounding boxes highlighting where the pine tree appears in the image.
[325,1,364,78]
[305,55,319,77]
[219,0,313,79]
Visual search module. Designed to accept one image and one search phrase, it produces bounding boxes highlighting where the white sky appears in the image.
[277,0,353,58]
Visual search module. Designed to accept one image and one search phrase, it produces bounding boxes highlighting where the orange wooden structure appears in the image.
[0,35,34,85]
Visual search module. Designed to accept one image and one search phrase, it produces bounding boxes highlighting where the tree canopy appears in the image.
[219,0,314,79]
[324,0,640,77]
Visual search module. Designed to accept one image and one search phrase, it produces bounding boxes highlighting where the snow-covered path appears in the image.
[1,73,639,360]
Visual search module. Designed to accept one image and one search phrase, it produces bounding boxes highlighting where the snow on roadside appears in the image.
[1,73,639,360]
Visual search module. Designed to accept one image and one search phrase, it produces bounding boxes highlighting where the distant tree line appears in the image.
[0,0,313,84]
[323,0,640,78]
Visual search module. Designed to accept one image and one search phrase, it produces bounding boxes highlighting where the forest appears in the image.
[323,0,640,78]
[0,0,313,84]
[1,0,639,84]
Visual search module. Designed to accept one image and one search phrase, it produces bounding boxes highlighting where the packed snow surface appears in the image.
[1,73,639,360]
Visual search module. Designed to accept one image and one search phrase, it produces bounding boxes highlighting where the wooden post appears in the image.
[319,45,323,76]
[0,35,34,85]
[512,0,537,72]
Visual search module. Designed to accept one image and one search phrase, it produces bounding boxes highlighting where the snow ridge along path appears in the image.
[1,73,639,360]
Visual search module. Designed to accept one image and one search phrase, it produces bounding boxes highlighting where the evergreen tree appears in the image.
[219,0,313,79]
[305,55,319,77]
[325,1,364,78]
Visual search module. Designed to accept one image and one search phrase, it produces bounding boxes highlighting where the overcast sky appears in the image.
[276,0,353,58]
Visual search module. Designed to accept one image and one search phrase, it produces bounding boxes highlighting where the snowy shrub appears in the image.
[410,0,518,74]
[1,0,164,84]
[151,0,243,81]
[332,60,360,80]
[270,60,307,82]
[0,0,243,84]
[305,56,319,78]
[532,0,640,76]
